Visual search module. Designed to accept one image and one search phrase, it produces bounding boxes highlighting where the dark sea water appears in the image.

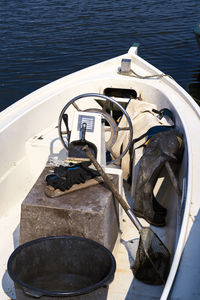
[1,0,200,112]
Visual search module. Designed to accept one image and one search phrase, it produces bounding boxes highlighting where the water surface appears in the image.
[1,0,200,111]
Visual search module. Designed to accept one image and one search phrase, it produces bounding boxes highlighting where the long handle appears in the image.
[164,161,182,212]
[83,145,142,231]
[63,114,71,142]
[81,122,87,142]
[164,161,182,198]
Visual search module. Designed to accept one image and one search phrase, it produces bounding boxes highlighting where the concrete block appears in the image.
[20,167,119,251]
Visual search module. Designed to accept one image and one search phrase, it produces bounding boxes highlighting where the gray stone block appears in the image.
[20,167,119,251]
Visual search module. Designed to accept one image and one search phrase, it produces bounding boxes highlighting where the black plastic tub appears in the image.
[7,236,116,300]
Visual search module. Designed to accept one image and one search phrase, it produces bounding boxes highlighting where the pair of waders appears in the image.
[132,128,183,226]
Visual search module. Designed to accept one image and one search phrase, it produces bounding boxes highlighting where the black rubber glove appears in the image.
[54,165,69,177]
[54,164,99,179]
[46,174,71,191]
[46,163,99,191]
[64,164,99,185]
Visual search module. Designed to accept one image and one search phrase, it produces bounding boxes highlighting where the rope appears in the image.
[119,68,174,80]
[130,69,174,80]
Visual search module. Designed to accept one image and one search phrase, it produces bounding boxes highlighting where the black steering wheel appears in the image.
[58,93,133,165]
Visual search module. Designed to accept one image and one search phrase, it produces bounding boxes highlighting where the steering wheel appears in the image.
[58,93,133,165]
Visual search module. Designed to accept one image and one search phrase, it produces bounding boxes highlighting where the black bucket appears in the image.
[7,236,116,300]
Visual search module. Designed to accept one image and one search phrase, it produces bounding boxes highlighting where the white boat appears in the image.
[1,43,200,300]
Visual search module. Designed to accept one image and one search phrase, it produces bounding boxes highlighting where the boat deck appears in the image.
[108,184,166,299]
[0,112,177,299]
[0,184,167,300]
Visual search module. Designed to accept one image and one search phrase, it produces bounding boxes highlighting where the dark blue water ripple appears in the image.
[1,0,200,111]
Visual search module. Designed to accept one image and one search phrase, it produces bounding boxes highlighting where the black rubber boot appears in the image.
[153,196,167,216]
[133,129,182,227]
[132,208,166,227]
[133,184,166,227]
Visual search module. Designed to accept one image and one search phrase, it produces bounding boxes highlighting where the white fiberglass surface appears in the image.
[0,204,20,299]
